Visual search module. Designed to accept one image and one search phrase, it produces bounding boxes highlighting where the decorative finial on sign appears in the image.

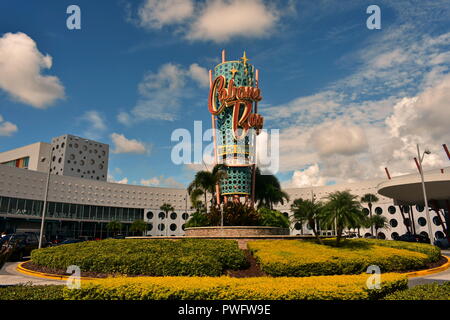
[240,51,249,65]
[222,49,226,63]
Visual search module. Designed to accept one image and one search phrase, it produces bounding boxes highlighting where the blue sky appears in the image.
[0,0,450,188]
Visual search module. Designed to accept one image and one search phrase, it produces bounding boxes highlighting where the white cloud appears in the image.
[110,133,150,154]
[138,0,194,28]
[119,62,208,123]
[187,0,279,42]
[283,164,327,188]
[141,175,184,188]
[0,32,64,108]
[0,114,18,136]
[107,174,129,184]
[80,110,107,139]
[311,121,368,156]
[132,0,282,43]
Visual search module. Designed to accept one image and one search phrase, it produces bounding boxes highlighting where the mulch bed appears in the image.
[225,250,267,278]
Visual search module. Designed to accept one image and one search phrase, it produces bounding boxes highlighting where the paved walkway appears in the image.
[0,262,65,286]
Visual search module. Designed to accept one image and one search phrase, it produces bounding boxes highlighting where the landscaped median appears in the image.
[248,239,441,277]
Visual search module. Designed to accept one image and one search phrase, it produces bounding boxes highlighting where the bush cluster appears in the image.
[248,239,436,277]
[63,273,407,300]
[31,239,248,276]
[0,284,64,300]
[384,282,450,300]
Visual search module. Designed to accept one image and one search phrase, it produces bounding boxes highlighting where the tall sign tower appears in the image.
[208,50,264,205]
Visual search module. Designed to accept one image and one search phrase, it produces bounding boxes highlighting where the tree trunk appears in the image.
[310,219,323,244]
[369,203,374,236]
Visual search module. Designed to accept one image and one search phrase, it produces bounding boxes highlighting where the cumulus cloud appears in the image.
[80,110,107,139]
[283,164,327,188]
[187,0,279,42]
[0,114,18,136]
[0,32,64,108]
[141,175,184,188]
[132,0,281,42]
[138,0,194,28]
[118,62,208,123]
[107,174,129,184]
[110,133,150,154]
[311,121,368,156]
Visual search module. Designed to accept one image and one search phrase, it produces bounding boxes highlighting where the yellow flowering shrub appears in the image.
[63,273,407,300]
[248,240,432,277]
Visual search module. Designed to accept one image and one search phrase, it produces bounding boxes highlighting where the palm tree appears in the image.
[130,219,148,236]
[291,198,324,244]
[189,188,205,211]
[360,193,379,236]
[106,220,122,237]
[255,168,289,209]
[322,191,364,245]
[160,203,174,236]
[369,215,390,239]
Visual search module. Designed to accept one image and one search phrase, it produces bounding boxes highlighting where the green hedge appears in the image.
[31,239,248,276]
[384,282,450,300]
[0,284,64,300]
[63,274,408,300]
[248,239,438,277]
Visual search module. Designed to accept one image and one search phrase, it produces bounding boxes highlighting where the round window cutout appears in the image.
[418,217,427,226]
[182,224,186,230]
[158,212,165,219]
[433,216,441,226]
[170,224,177,231]
[74,143,79,148]
[61,142,65,148]
[403,206,410,214]
[182,213,189,220]
[404,218,411,227]
[377,232,386,240]
[70,154,75,160]
[148,223,153,231]
[306,223,312,230]
[58,157,62,163]
[90,159,95,165]
[435,231,445,239]
[99,164,104,170]
[158,223,165,231]
[362,208,370,216]
[388,206,396,214]
[374,207,383,215]
[146,211,153,220]
[80,160,85,166]
[391,232,399,240]
[420,231,428,239]
[294,222,302,230]
[170,212,177,220]
[364,233,372,238]
[415,205,424,212]
[389,219,398,228]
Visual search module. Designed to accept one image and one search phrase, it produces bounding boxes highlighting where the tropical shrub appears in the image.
[384,282,450,300]
[64,273,407,300]
[248,239,435,277]
[31,239,248,276]
[0,284,64,300]
[258,208,290,228]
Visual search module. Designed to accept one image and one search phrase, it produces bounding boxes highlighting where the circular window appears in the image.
[99,164,104,170]
[158,212,165,219]
[306,223,312,230]
[375,207,383,215]
[170,212,177,220]
[146,211,154,220]
[420,231,428,239]
[294,222,302,230]
[61,142,65,148]
[391,232,399,240]
[58,157,62,163]
[52,156,56,162]
[362,208,370,216]
[148,223,153,231]
[389,219,398,228]
[364,233,372,238]
[70,154,75,160]
[170,224,177,231]
[182,213,189,220]
[158,223,165,231]
[403,206,410,214]
[182,224,186,230]
[80,160,85,166]
[90,159,95,165]
[435,231,445,239]
[418,217,427,226]
[388,206,396,214]
[416,205,424,212]
[74,143,79,148]
[404,218,411,227]
[378,232,386,239]
[433,216,441,226]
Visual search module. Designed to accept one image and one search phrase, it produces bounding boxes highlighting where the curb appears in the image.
[17,256,450,281]
[16,262,97,281]
[403,255,450,278]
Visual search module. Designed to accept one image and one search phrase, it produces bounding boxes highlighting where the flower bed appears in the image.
[63,273,407,300]
[248,239,440,277]
[31,239,248,277]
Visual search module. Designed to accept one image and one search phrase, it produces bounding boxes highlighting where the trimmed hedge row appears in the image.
[31,239,248,276]
[63,273,408,300]
[248,239,437,277]
[0,284,64,300]
[384,282,450,300]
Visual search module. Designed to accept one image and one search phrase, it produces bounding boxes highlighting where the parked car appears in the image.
[4,232,48,261]
[397,232,430,244]
[0,235,13,269]
[52,238,85,246]
[434,238,449,249]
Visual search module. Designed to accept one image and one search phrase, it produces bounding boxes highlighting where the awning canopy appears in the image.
[377,171,450,208]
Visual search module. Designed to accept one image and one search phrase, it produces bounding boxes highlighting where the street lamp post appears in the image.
[416,144,433,244]
[38,148,53,249]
